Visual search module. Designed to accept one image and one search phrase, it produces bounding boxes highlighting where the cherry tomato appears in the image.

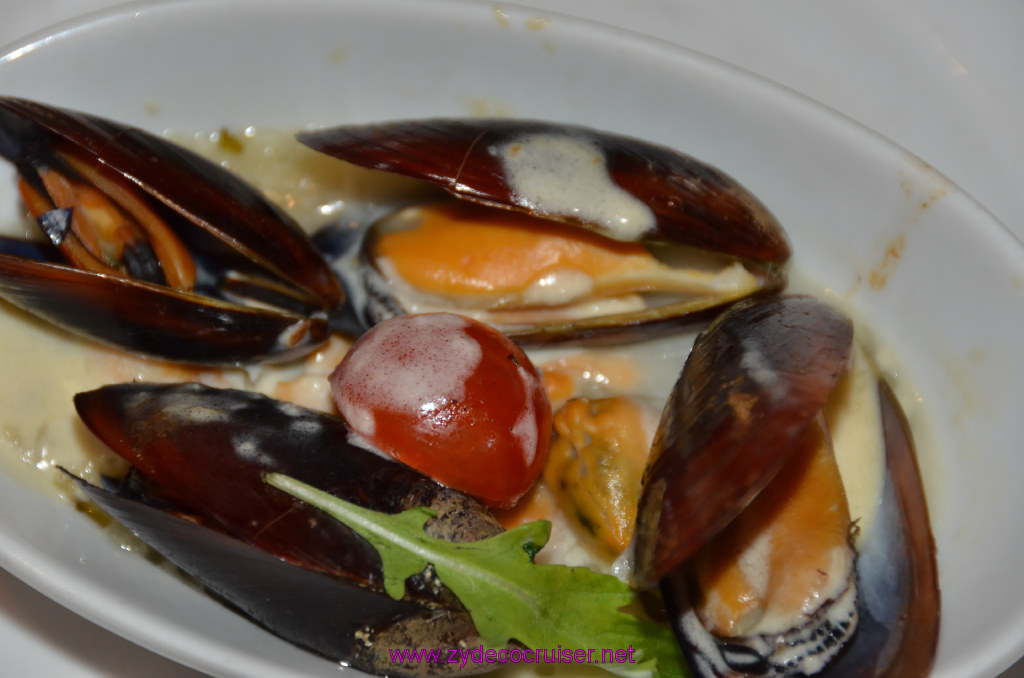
[329,312,552,508]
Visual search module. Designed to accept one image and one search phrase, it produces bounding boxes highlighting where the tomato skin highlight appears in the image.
[329,313,552,508]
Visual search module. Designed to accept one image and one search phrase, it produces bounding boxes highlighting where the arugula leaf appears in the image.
[265,473,688,678]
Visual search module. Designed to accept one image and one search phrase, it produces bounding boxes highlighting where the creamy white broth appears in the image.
[494,133,656,240]
[0,126,921,676]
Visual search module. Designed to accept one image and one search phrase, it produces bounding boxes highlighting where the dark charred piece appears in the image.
[298,119,789,344]
[0,97,343,364]
[72,382,503,676]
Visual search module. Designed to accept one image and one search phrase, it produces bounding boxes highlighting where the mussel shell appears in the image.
[68,474,423,670]
[355,217,787,347]
[302,119,789,344]
[0,97,343,307]
[633,295,854,587]
[74,382,503,583]
[819,379,939,677]
[298,118,790,265]
[72,475,490,677]
[658,375,939,678]
[0,254,329,364]
[0,97,346,363]
[71,382,504,675]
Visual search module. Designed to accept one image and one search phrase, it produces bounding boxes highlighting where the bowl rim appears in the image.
[0,0,1022,676]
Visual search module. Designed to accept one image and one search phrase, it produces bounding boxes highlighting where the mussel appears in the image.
[0,97,344,364]
[297,119,790,344]
[70,382,505,677]
[634,295,939,676]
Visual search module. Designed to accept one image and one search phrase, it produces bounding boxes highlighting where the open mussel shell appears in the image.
[71,382,503,676]
[299,119,790,344]
[635,295,939,676]
[297,119,790,263]
[657,382,939,678]
[0,97,344,363]
[634,295,854,586]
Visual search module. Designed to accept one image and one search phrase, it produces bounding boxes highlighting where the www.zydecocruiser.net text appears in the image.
[389,646,639,668]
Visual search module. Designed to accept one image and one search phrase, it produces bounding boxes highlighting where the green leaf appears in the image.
[265,473,689,678]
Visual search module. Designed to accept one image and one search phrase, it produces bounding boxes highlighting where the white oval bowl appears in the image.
[0,0,1022,676]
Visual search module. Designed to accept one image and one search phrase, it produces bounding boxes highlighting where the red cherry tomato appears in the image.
[329,312,552,508]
